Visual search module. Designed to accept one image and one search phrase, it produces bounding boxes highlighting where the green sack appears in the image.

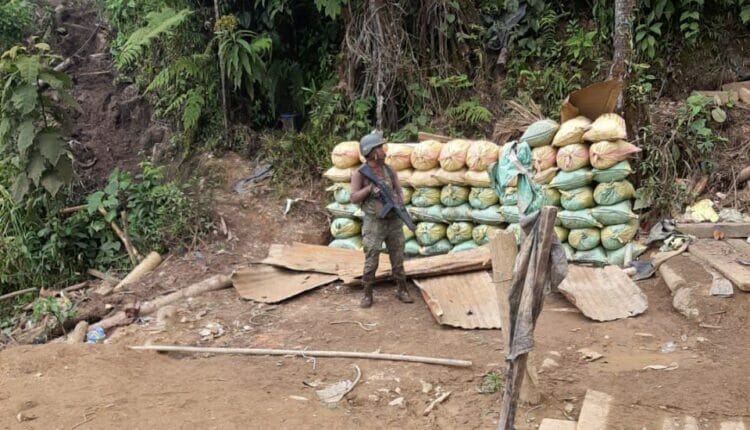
[446,222,474,244]
[416,222,447,246]
[408,205,445,223]
[520,119,560,148]
[450,240,479,253]
[555,226,569,242]
[440,184,470,207]
[568,228,601,251]
[560,186,595,211]
[490,141,543,215]
[549,168,594,191]
[469,187,499,209]
[330,218,362,239]
[442,203,474,222]
[329,236,363,251]
[412,187,442,207]
[501,187,518,206]
[558,209,603,229]
[472,224,502,245]
[420,239,453,256]
[326,183,352,204]
[540,186,561,207]
[405,239,421,256]
[500,205,520,223]
[505,223,522,245]
[471,205,505,225]
[401,186,414,205]
[562,243,575,260]
[592,160,633,183]
[593,180,635,206]
[591,201,638,226]
[606,242,648,266]
[326,202,360,218]
[572,246,608,266]
[600,220,639,250]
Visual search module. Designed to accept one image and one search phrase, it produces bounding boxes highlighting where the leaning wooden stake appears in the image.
[498,207,558,430]
[113,251,162,291]
[489,230,541,405]
[130,345,473,368]
[98,207,141,265]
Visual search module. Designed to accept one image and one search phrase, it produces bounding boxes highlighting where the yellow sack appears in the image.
[397,168,413,186]
[552,116,592,147]
[409,169,442,187]
[464,170,491,187]
[583,113,627,142]
[416,222,447,246]
[411,140,443,171]
[403,224,415,241]
[433,168,467,185]
[556,143,590,172]
[324,166,355,183]
[472,224,502,245]
[466,140,499,172]
[331,141,361,168]
[385,143,414,171]
[401,186,414,205]
[589,140,642,170]
[439,139,472,171]
[533,167,559,184]
[532,145,557,172]
[330,218,362,239]
[555,226,569,242]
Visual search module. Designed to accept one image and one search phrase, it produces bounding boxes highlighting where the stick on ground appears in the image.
[130,345,473,367]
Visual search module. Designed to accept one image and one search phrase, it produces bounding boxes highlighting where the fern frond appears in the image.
[116,8,193,69]
[146,54,211,93]
[446,100,492,125]
[181,89,204,131]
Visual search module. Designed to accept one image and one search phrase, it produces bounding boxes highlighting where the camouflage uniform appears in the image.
[359,165,409,305]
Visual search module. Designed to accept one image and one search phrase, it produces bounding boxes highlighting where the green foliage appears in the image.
[445,99,492,125]
[115,7,193,69]
[32,296,76,332]
[0,43,76,201]
[636,94,728,213]
[0,0,32,52]
[314,0,348,19]
[479,371,503,394]
[214,23,272,98]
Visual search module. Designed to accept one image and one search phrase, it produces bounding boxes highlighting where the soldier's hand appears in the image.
[371,185,380,197]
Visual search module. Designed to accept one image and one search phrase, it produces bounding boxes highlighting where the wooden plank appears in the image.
[231,265,338,303]
[576,389,612,430]
[721,81,750,92]
[676,223,750,239]
[401,246,491,279]
[417,131,451,143]
[688,239,750,291]
[558,265,648,321]
[539,419,577,430]
[728,238,750,256]
[659,261,688,293]
[413,271,501,329]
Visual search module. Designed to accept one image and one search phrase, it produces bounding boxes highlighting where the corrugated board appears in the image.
[560,80,623,122]
[232,264,338,303]
[557,265,648,321]
[414,271,502,329]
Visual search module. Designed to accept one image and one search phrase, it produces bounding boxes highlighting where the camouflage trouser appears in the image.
[362,214,405,285]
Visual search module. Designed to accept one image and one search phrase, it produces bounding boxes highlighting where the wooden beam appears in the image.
[676,223,750,239]
[417,131,451,143]
[576,389,613,430]
[689,239,750,291]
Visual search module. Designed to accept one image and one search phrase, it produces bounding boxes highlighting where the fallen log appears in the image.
[0,288,37,301]
[87,269,121,285]
[66,321,88,344]
[130,345,473,367]
[113,251,162,291]
[139,275,231,314]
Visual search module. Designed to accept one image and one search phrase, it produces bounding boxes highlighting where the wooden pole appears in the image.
[498,207,557,430]
[0,288,37,301]
[213,0,230,140]
[489,230,541,406]
[130,345,473,367]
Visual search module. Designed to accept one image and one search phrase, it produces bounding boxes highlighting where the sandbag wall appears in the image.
[520,113,644,265]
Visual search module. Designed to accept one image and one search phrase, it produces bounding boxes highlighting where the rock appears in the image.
[541,358,560,370]
[394,387,402,395]
[16,412,36,422]
[420,380,433,394]
[577,348,604,362]
[564,402,575,414]
[710,276,734,297]
[548,351,561,357]
[367,395,379,402]
[388,397,405,407]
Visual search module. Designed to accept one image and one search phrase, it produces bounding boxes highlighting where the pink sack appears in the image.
[556,143,590,172]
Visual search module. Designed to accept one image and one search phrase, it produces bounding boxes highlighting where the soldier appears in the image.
[350,132,414,308]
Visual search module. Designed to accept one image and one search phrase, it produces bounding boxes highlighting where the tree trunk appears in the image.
[610,0,635,111]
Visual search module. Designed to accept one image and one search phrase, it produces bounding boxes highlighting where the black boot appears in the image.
[360,282,374,308]
[395,279,414,303]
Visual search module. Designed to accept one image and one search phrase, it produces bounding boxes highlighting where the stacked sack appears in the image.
[406,138,504,255]
[523,113,644,265]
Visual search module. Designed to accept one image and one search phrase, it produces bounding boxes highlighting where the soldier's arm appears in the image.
[350,170,372,203]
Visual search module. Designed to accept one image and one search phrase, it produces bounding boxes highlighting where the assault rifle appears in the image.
[359,164,417,231]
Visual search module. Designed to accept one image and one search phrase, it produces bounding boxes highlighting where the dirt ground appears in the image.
[2,156,750,429]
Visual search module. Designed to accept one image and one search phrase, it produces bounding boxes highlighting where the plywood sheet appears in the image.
[538,419,577,430]
[557,265,648,321]
[688,239,750,291]
[413,271,501,329]
[232,265,338,303]
[576,389,613,430]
